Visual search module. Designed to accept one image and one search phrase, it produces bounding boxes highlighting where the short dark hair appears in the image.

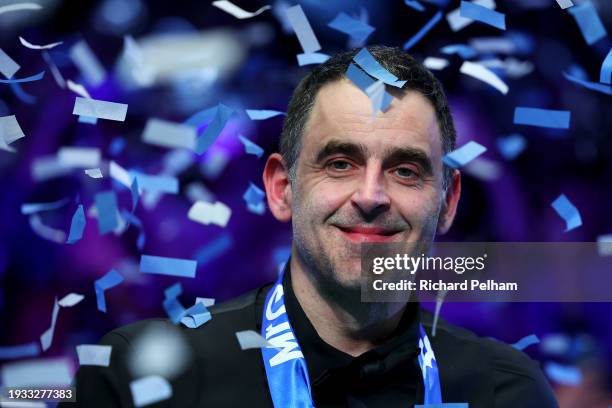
[280,45,456,188]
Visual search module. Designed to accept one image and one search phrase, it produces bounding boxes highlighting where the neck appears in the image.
[289,255,407,357]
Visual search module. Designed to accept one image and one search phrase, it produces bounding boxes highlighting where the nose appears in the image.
[350,164,391,220]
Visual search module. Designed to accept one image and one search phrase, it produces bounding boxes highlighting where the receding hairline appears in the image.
[300,78,444,151]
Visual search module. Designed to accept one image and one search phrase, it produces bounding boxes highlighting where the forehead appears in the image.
[303,79,442,157]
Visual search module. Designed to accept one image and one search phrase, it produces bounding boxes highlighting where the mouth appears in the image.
[333,225,403,243]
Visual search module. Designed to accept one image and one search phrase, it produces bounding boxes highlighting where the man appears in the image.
[64,46,558,407]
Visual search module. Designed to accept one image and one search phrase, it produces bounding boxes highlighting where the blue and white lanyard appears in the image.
[261,274,443,407]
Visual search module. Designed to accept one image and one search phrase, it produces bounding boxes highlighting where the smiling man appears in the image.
[65,46,558,407]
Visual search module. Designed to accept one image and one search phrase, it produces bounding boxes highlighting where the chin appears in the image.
[328,257,364,290]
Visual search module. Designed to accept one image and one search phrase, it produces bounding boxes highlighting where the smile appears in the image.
[334,225,403,243]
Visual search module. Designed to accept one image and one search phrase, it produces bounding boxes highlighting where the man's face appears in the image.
[290,79,450,290]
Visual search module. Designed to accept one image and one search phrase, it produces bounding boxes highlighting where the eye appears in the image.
[395,167,418,178]
[328,160,353,171]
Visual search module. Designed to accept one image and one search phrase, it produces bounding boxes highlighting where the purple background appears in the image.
[0,0,611,404]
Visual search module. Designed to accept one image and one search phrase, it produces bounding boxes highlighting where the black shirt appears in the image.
[282,270,423,407]
[62,267,559,407]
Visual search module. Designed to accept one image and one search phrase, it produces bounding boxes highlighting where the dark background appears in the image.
[0,0,611,405]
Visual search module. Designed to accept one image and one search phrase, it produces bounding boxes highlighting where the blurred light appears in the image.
[128,324,191,380]
[93,0,147,35]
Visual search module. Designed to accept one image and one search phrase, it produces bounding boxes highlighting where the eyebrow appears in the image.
[314,140,368,164]
[381,147,433,176]
[314,139,434,176]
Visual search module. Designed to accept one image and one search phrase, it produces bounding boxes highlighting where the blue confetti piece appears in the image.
[285,4,321,54]
[66,204,86,244]
[140,255,197,278]
[94,190,119,234]
[566,64,588,81]
[405,0,426,12]
[273,246,292,266]
[442,141,487,169]
[195,104,233,154]
[78,115,98,125]
[132,173,178,194]
[243,182,266,215]
[245,109,285,120]
[440,44,478,59]
[0,70,45,83]
[403,11,443,51]
[163,296,185,324]
[459,1,506,30]
[164,282,182,300]
[9,82,36,104]
[0,342,40,360]
[296,52,330,66]
[109,137,126,156]
[180,303,212,328]
[346,63,393,111]
[130,177,139,211]
[512,334,540,351]
[415,404,469,408]
[544,362,582,386]
[513,107,571,129]
[238,134,264,158]
[21,197,70,215]
[353,48,406,88]
[40,297,60,351]
[551,194,582,232]
[0,48,20,78]
[243,182,265,205]
[496,134,526,160]
[162,282,185,324]
[193,232,234,266]
[563,71,612,95]
[599,48,612,84]
[328,12,375,44]
[183,106,217,128]
[568,2,607,46]
[346,63,374,90]
[94,269,125,313]
[121,210,145,250]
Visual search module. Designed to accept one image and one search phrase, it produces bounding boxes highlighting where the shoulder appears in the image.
[68,284,274,407]
[420,309,558,407]
[108,284,272,357]
[113,284,267,341]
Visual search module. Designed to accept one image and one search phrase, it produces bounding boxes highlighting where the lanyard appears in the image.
[261,274,443,407]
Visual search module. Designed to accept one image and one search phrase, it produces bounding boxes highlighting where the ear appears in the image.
[263,153,293,222]
[437,169,461,235]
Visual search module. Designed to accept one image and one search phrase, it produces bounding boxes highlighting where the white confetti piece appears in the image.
[423,57,449,70]
[72,97,128,122]
[188,201,231,227]
[84,168,103,179]
[76,345,112,367]
[19,36,62,50]
[142,118,196,150]
[130,375,172,407]
[58,147,101,168]
[460,61,508,94]
[66,79,91,98]
[58,293,85,307]
[212,0,271,19]
[0,3,42,15]
[235,330,275,350]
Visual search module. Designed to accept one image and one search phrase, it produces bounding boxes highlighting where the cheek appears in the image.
[394,189,442,228]
[298,180,354,218]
